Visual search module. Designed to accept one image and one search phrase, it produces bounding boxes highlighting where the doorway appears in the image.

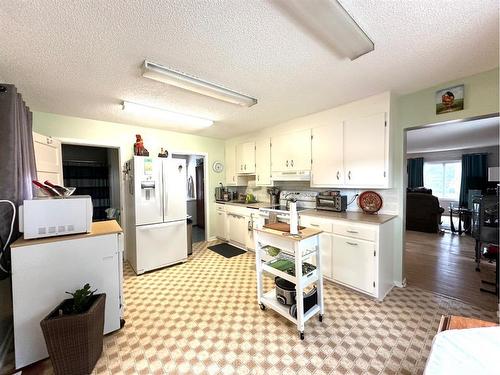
[403,114,499,311]
[61,144,121,223]
[172,153,207,244]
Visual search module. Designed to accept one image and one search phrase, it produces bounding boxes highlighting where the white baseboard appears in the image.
[394,277,407,288]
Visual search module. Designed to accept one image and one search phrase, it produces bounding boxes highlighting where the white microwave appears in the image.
[19,196,93,239]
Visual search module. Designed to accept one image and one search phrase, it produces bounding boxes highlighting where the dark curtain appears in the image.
[63,161,110,221]
[0,84,36,358]
[0,84,37,273]
[459,153,488,208]
[407,157,424,189]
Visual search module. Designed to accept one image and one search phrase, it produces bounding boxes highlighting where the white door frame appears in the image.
[170,150,209,242]
[56,137,125,231]
[401,112,499,283]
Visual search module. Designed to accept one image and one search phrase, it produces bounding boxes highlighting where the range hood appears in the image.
[271,171,311,181]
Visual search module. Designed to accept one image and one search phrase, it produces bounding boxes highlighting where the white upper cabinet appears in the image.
[311,122,344,187]
[225,143,236,185]
[236,141,255,174]
[311,112,389,188]
[255,138,271,186]
[225,143,247,186]
[344,112,388,187]
[271,129,311,172]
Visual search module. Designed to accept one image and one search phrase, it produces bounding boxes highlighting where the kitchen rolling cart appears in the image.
[254,226,324,340]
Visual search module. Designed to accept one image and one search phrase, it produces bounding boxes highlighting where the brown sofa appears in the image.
[406,188,444,233]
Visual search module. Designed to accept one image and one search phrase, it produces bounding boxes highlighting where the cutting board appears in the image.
[263,223,305,233]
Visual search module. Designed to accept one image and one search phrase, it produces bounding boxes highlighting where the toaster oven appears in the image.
[316,191,347,212]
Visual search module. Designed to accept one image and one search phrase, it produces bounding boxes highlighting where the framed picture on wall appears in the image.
[436,84,464,114]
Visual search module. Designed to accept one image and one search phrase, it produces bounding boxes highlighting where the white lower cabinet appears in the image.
[318,232,333,279]
[300,214,395,300]
[11,225,123,368]
[215,210,227,240]
[331,235,375,294]
[227,212,247,246]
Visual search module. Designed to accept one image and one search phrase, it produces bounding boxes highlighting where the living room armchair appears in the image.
[406,188,445,233]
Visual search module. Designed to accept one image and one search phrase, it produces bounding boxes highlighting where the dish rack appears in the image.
[255,228,324,340]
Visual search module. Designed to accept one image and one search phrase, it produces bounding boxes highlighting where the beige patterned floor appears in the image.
[20,240,498,374]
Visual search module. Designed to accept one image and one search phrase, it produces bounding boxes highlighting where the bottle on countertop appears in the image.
[289,200,299,235]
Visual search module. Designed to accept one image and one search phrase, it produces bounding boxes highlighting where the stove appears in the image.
[259,205,311,214]
[258,191,317,219]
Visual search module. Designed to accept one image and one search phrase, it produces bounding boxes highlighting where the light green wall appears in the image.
[32,112,225,243]
[392,67,499,283]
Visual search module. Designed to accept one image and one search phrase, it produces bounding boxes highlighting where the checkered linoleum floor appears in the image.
[23,240,498,375]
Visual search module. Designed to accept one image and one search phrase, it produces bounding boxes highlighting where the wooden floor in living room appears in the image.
[405,230,498,311]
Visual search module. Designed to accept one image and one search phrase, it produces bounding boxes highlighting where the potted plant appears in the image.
[40,284,106,375]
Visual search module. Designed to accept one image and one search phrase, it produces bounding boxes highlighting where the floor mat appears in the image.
[208,242,246,258]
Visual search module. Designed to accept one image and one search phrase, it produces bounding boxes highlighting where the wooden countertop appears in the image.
[300,209,397,224]
[11,220,122,248]
[438,315,498,332]
[254,226,322,241]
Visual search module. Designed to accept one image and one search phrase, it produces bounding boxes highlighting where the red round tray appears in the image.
[358,191,383,214]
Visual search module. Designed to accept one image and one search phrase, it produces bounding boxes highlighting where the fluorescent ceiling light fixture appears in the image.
[122,101,213,128]
[272,0,374,60]
[142,60,258,107]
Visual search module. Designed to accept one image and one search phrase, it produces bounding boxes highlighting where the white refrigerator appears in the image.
[125,156,187,275]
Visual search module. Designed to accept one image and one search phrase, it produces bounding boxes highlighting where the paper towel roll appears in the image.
[289,201,299,235]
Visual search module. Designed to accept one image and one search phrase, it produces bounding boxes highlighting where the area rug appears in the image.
[208,242,246,258]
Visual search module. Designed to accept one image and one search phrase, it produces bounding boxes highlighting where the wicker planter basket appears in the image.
[40,293,106,375]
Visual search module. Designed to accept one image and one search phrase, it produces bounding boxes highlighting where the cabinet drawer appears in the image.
[299,216,333,233]
[332,221,376,242]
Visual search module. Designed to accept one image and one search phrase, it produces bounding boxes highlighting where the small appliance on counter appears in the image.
[214,183,226,201]
[316,190,347,212]
[19,195,93,239]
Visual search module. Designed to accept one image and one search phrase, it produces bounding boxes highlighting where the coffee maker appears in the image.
[267,187,280,206]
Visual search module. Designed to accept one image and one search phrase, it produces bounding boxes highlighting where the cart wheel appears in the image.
[319,314,323,322]
[259,303,266,311]
[299,331,304,340]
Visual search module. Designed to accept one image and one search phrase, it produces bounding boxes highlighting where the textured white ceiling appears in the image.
[406,117,500,153]
[0,0,498,138]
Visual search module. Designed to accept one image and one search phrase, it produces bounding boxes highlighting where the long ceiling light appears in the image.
[142,60,258,107]
[272,0,374,60]
[122,101,213,128]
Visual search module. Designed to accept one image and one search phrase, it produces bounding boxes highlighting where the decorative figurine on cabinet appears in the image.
[133,134,149,156]
[158,148,169,158]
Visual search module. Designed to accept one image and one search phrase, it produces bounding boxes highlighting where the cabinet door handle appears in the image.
[310,224,319,227]
[336,171,340,180]
[346,241,358,246]
[232,176,235,181]
[244,164,247,170]
[347,230,358,234]
[348,171,351,180]
[291,160,294,167]
[286,160,289,167]
[257,175,259,181]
